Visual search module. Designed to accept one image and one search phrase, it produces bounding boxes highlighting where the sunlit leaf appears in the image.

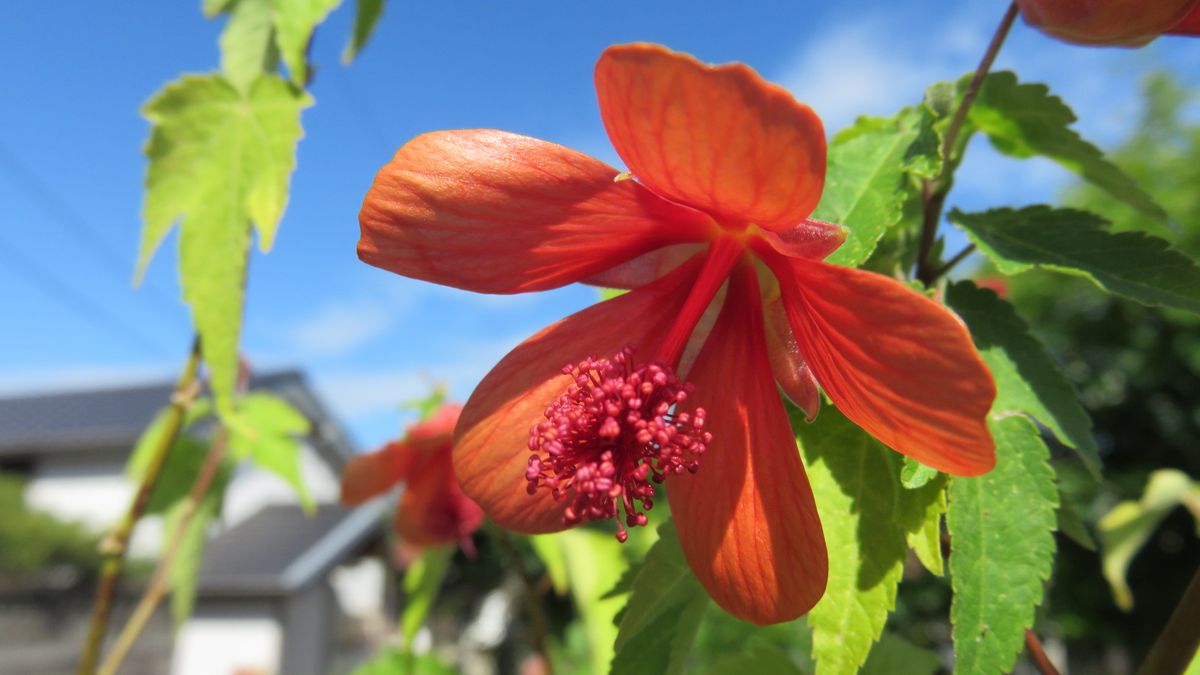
[611,521,708,675]
[968,71,1164,218]
[948,415,1058,673]
[950,207,1200,315]
[1098,469,1200,610]
[906,485,946,577]
[815,110,923,268]
[167,454,234,625]
[229,392,314,512]
[273,0,343,86]
[218,0,278,92]
[343,0,385,64]
[553,529,627,674]
[528,534,570,595]
[796,406,944,674]
[138,74,310,419]
[946,279,1102,477]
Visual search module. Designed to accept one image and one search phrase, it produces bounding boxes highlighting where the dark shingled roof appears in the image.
[0,371,356,468]
[197,501,386,597]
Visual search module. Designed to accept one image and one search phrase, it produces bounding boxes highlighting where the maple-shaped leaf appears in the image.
[137,74,310,419]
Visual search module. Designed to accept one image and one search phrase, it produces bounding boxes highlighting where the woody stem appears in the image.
[916,2,1019,286]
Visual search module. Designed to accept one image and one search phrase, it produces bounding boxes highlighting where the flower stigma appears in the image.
[525,346,711,542]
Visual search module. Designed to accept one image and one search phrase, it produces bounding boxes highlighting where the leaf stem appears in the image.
[1024,629,1062,675]
[493,531,556,675]
[916,2,1019,286]
[1137,565,1200,675]
[77,337,203,675]
[96,428,230,675]
[930,244,978,281]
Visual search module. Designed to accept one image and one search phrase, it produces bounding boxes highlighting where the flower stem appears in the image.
[77,336,203,675]
[96,428,230,675]
[916,2,1019,286]
[1024,630,1061,675]
[1137,564,1200,675]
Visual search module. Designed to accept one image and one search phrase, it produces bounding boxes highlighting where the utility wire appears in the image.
[0,140,185,326]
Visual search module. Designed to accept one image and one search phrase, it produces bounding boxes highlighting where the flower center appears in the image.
[525,347,711,542]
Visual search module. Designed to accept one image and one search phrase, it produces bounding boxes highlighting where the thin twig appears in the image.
[916,2,1019,285]
[1137,565,1200,675]
[96,429,229,675]
[1025,629,1062,675]
[78,337,203,675]
[930,244,978,280]
[493,531,556,675]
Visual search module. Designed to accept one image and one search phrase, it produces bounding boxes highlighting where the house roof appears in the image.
[0,371,356,468]
[196,501,387,597]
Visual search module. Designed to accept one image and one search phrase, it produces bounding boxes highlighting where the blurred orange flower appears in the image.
[1017,0,1200,46]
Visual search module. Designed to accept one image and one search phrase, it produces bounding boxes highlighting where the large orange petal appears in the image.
[340,441,417,505]
[595,44,826,232]
[669,264,827,625]
[454,256,702,533]
[764,295,821,421]
[1168,2,1200,34]
[359,129,714,294]
[770,257,996,476]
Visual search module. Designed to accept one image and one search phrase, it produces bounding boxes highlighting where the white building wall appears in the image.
[171,606,282,675]
[221,442,339,526]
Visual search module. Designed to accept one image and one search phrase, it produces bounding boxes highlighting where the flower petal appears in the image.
[772,257,996,476]
[359,129,714,293]
[1168,2,1200,34]
[396,452,484,548]
[595,44,826,231]
[340,441,415,505]
[756,219,847,261]
[764,295,821,421]
[454,256,702,533]
[670,264,827,625]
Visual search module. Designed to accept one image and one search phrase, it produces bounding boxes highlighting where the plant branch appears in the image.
[916,2,1019,286]
[78,337,202,675]
[931,244,977,281]
[494,531,555,675]
[1025,629,1062,675]
[96,428,228,675]
[1137,565,1200,675]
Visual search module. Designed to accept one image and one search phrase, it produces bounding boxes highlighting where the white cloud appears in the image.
[286,299,396,358]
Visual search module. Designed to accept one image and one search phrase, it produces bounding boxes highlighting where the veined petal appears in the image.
[340,441,416,505]
[670,264,827,625]
[359,129,713,294]
[582,242,704,289]
[772,257,996,476]
[756,219,847,261]
[764,295,821,421]
[454,257,702,533]
[595,44,826,232]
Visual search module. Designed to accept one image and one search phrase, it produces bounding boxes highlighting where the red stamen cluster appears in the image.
[526,347,711,542]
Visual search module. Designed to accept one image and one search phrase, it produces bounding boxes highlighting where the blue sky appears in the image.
[1,2,1197,450]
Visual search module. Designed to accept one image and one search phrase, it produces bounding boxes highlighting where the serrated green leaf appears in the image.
[969,71,1164,218]
[138,74,310,419]
[948,415,1058,674]
[273,0,343,86]
[611,521,708,675]
[167,455,233,625]
[945,279,1102,477]
[400,545,454,650]
[555,528,626,674]
[950,207,1200,315]
[860,632,941,675]
[528,534,570,595]
[901,458,938,489]
[219,0,278,92]
[229,392,314,512]
[815,109,923,267]
[1098,469,1200,610]
[342,0,384,64]
[906,485,946,577]
[796,407,943,675]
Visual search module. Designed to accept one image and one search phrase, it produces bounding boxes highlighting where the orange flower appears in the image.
[340,405,483,552]
[357,44,996,624]
[1017,0,1200,46]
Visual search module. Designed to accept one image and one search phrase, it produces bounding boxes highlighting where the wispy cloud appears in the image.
[287,299,396,358]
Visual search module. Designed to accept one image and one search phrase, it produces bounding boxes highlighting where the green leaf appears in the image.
[343,0,384,64]
[219,0,278,92]
[900,458,937,490]
[611,521,708,675]
[138,74,310,419]
[949,206,1200,315]
[203,0,237,18]
[126,406,216,515]
[401,386,448,422]
[400,545,454,651]
[351,649,456,675]
[528,534,570,595]
[948,415,1058,674]
[1057,497,1097,552]
[859,632,941,675]
[167,455,234,625]
[229,392,314,512]
[945,280,1102,477]
[969,71,1164,218]
[906,485,946,577]
[552,529,627,675]
[273,0,343,86]
[1098,469,1200,610]
[815,109,923,268]
[702,643,805,675]
[796,407,944,675]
